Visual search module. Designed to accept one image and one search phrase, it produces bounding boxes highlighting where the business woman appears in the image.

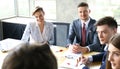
[106,33,120,69]
[21,6,54,44]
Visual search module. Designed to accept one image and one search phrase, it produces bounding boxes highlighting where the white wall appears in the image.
[56,0,87,23]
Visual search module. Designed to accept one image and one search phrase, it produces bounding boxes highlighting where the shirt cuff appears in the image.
[66,44,71,48]
[88,56,93,62]
[79,64,86,68]
[86,46,90,52]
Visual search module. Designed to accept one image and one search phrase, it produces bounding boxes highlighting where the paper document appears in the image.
[60,59,77,69]
[59,49,82,69]
[64,49,82,59]
[0,38,23,51]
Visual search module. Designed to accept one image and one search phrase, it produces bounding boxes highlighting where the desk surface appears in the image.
[0,42,101,69]
[50,46,101,69]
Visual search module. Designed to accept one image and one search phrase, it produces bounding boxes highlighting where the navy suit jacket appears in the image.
[82,52,107,69]
[68,18,103,52]
[92,52,107,69]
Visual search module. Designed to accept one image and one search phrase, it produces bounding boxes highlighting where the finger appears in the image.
[71,48,76,53]
[72,47,78,51]
[72,50,78,53]
[76,59,79,66]
[80,56,86,63]
[76,57,82,67]
[73,45,78,49]
[81,55,85,59]
[77,57,81,62]
[82,58,86,62]
[74,43,79,46]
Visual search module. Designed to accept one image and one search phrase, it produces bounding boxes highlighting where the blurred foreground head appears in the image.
[2,43,57,69]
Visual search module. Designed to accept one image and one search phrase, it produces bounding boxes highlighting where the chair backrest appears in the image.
[2,22,26,40]
[0,20,3,40]
[53,22,70,46]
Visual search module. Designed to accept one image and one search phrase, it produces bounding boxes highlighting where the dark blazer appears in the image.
[68,18,103,52]
[81,52,107,69]
[92,51,107,69]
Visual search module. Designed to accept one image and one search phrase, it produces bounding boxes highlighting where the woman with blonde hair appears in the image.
[21,6,54,44]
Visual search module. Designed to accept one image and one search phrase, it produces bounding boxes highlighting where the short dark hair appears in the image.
[2,43,57,69]
[95,16,118,29]
[77,2,89,8]
[32,6,44,15]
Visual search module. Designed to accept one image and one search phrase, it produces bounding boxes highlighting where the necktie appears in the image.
[81,23,86,46]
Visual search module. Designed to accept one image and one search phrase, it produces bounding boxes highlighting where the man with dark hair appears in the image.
[76,16,118,69]
[2,43,57,69]
[67,2,102,53]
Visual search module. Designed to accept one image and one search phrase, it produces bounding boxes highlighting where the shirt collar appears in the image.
[104,45,108,51]
[81,18,90,28]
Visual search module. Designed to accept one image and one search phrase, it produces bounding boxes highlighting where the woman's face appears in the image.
[108,43,120,69]
[34,11,44,24]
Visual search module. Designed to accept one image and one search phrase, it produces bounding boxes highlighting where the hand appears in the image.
[76,55,90,66]
[79,47,89,53]
[71,44,89,53]
[68,44,76,52]
[70,44,81,53]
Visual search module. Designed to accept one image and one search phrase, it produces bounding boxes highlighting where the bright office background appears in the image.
[0,0,120,24]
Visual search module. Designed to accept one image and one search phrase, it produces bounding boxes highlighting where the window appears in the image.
[0,0,15,19]
[0,0,56,20]
[34,0,56,20]
[0,0,120,24]
[17,0,30,16]
[88,0,120,23]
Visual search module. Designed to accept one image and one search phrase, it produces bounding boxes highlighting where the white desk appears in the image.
[50,46,101,69]
[0,39,101,69]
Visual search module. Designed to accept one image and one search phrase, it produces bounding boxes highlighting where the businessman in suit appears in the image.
[76,16,118,69]
[67,2,103,53]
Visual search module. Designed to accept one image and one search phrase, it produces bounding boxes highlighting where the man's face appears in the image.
[77,6,90,21]
[96,25,116,44]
